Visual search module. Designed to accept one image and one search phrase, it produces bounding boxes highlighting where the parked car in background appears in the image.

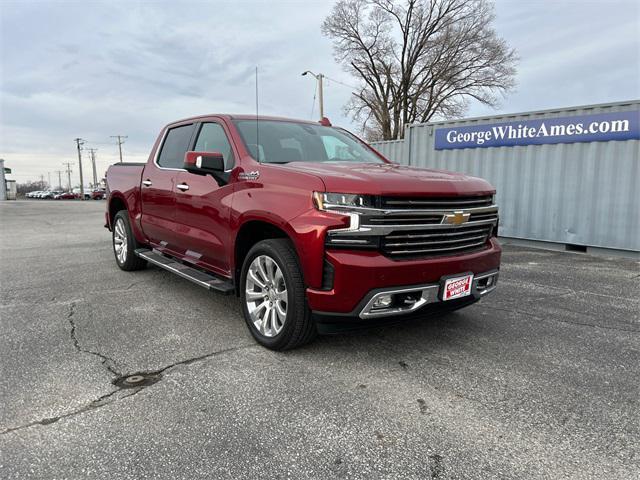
[26,191,44,198]
[72,188,91,200]
[54,192,77,200]
[42,190,63,199]
[91,188,107,200]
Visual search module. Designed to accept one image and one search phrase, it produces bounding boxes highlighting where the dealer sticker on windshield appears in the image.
[443,274,474,301]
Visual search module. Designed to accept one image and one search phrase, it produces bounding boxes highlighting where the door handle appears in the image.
[142,179,152,187]
[176,183,189,191]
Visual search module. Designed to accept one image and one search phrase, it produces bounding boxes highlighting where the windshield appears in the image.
[234,120,385,164]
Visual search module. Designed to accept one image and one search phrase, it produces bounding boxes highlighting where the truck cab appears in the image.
[105,115,501,350]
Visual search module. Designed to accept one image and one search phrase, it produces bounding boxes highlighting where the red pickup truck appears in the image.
[105,114,500,350]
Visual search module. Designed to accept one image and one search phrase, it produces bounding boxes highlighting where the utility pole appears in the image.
[55,170,63,190]
[47,172,51,188]
[74,138,85,200]
[110,135,127,163]
[87,148,98,188]
[62,162,73,192]
[302,71,324,120]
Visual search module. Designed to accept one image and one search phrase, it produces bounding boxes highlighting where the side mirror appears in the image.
[184,151,225,174]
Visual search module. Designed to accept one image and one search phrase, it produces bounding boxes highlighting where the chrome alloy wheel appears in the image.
[113,217,128,264]
[245,255,288,337]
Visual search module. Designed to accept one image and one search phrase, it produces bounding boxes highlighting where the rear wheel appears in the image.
[112,210,147,271]
[240,239,316,350]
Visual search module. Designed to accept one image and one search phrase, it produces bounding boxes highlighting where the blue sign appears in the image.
[434,110,640,150]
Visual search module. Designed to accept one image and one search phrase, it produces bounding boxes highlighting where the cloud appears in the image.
[1,0,638,183]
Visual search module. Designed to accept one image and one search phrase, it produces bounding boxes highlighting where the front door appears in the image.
[173,121,237,276]
[140,123,195,252]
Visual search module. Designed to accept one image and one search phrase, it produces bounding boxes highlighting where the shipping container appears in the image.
[371,100,640,253]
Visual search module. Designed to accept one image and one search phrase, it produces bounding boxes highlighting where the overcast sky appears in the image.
[1,0,638,185]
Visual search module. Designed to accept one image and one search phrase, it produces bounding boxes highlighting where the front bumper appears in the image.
[306,238,501,317]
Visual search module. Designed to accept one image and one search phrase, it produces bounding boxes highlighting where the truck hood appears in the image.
[276,162,494,196]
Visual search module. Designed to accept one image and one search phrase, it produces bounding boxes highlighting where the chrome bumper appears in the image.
[359,270,499,319]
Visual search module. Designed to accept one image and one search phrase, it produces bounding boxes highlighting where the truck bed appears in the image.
[105,162,145,198]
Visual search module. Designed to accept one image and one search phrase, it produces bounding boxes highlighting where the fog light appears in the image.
[373,294,393,308]
[486,276,494,286]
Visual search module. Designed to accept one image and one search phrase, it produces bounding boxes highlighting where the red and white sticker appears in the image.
[443,274,474,301]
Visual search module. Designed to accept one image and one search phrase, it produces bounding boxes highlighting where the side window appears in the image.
[157,124,195,169]
[194,123,235,170]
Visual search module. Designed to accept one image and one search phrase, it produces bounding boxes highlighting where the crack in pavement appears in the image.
[68,302,122,377]
[0,388,134,435]
[1,342,257,436]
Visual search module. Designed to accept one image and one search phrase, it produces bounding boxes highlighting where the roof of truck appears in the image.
[169,114,323,126]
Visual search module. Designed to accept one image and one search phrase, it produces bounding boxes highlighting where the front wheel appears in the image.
[240,239,316,350]
[112,210,147,271]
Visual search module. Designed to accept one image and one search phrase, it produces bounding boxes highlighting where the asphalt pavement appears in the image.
[1,200,638,479]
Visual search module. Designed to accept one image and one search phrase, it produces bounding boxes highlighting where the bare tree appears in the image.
[16,181,48,195]
[322,0,518,140]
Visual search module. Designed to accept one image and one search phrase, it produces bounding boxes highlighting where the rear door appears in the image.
[173,121,237,276]
[140,123,195,251]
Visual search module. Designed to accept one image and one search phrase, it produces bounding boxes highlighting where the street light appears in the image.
[302,70,324,120]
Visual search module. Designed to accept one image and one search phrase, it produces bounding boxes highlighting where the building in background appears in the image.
[0,159,9,201]
[371,100,639,256]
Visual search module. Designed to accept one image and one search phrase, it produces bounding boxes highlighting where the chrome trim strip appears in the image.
[386,228,489,239]
[328,238,370,244]
[153,128,187,172]
[358,270,499,319]
[152,124,235,174]
[474,271,499,296]
[360,285,440,319]
[137,251,213,289]
[385,240,487,255]
[323,204,498,217]
[329,218,497,237]
[384,198,492,206]
[384,234,488,248]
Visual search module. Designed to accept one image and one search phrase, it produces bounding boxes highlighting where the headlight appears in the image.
[313,192,371,211]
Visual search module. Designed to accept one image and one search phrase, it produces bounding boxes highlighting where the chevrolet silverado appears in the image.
[105,115,501,350]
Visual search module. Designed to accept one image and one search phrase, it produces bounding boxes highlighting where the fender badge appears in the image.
[238,171,260,181]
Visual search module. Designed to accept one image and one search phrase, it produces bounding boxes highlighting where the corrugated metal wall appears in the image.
[371,101,640,252]
[371,139,405,164]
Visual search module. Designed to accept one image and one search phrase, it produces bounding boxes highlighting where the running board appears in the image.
[135,249,234,295]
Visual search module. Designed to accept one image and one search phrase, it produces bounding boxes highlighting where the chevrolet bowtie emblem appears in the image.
[443,211,470,225]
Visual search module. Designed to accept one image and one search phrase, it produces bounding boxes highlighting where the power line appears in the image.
[323,75,360,91]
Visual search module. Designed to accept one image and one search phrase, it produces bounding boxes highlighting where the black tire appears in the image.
[112,210,147,271]
[240,239,317,350]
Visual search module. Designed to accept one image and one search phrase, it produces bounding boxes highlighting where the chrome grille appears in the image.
[325,195,498,259]
[368,214,443,226]
[381,195,493,209]
[381,224,493,257]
